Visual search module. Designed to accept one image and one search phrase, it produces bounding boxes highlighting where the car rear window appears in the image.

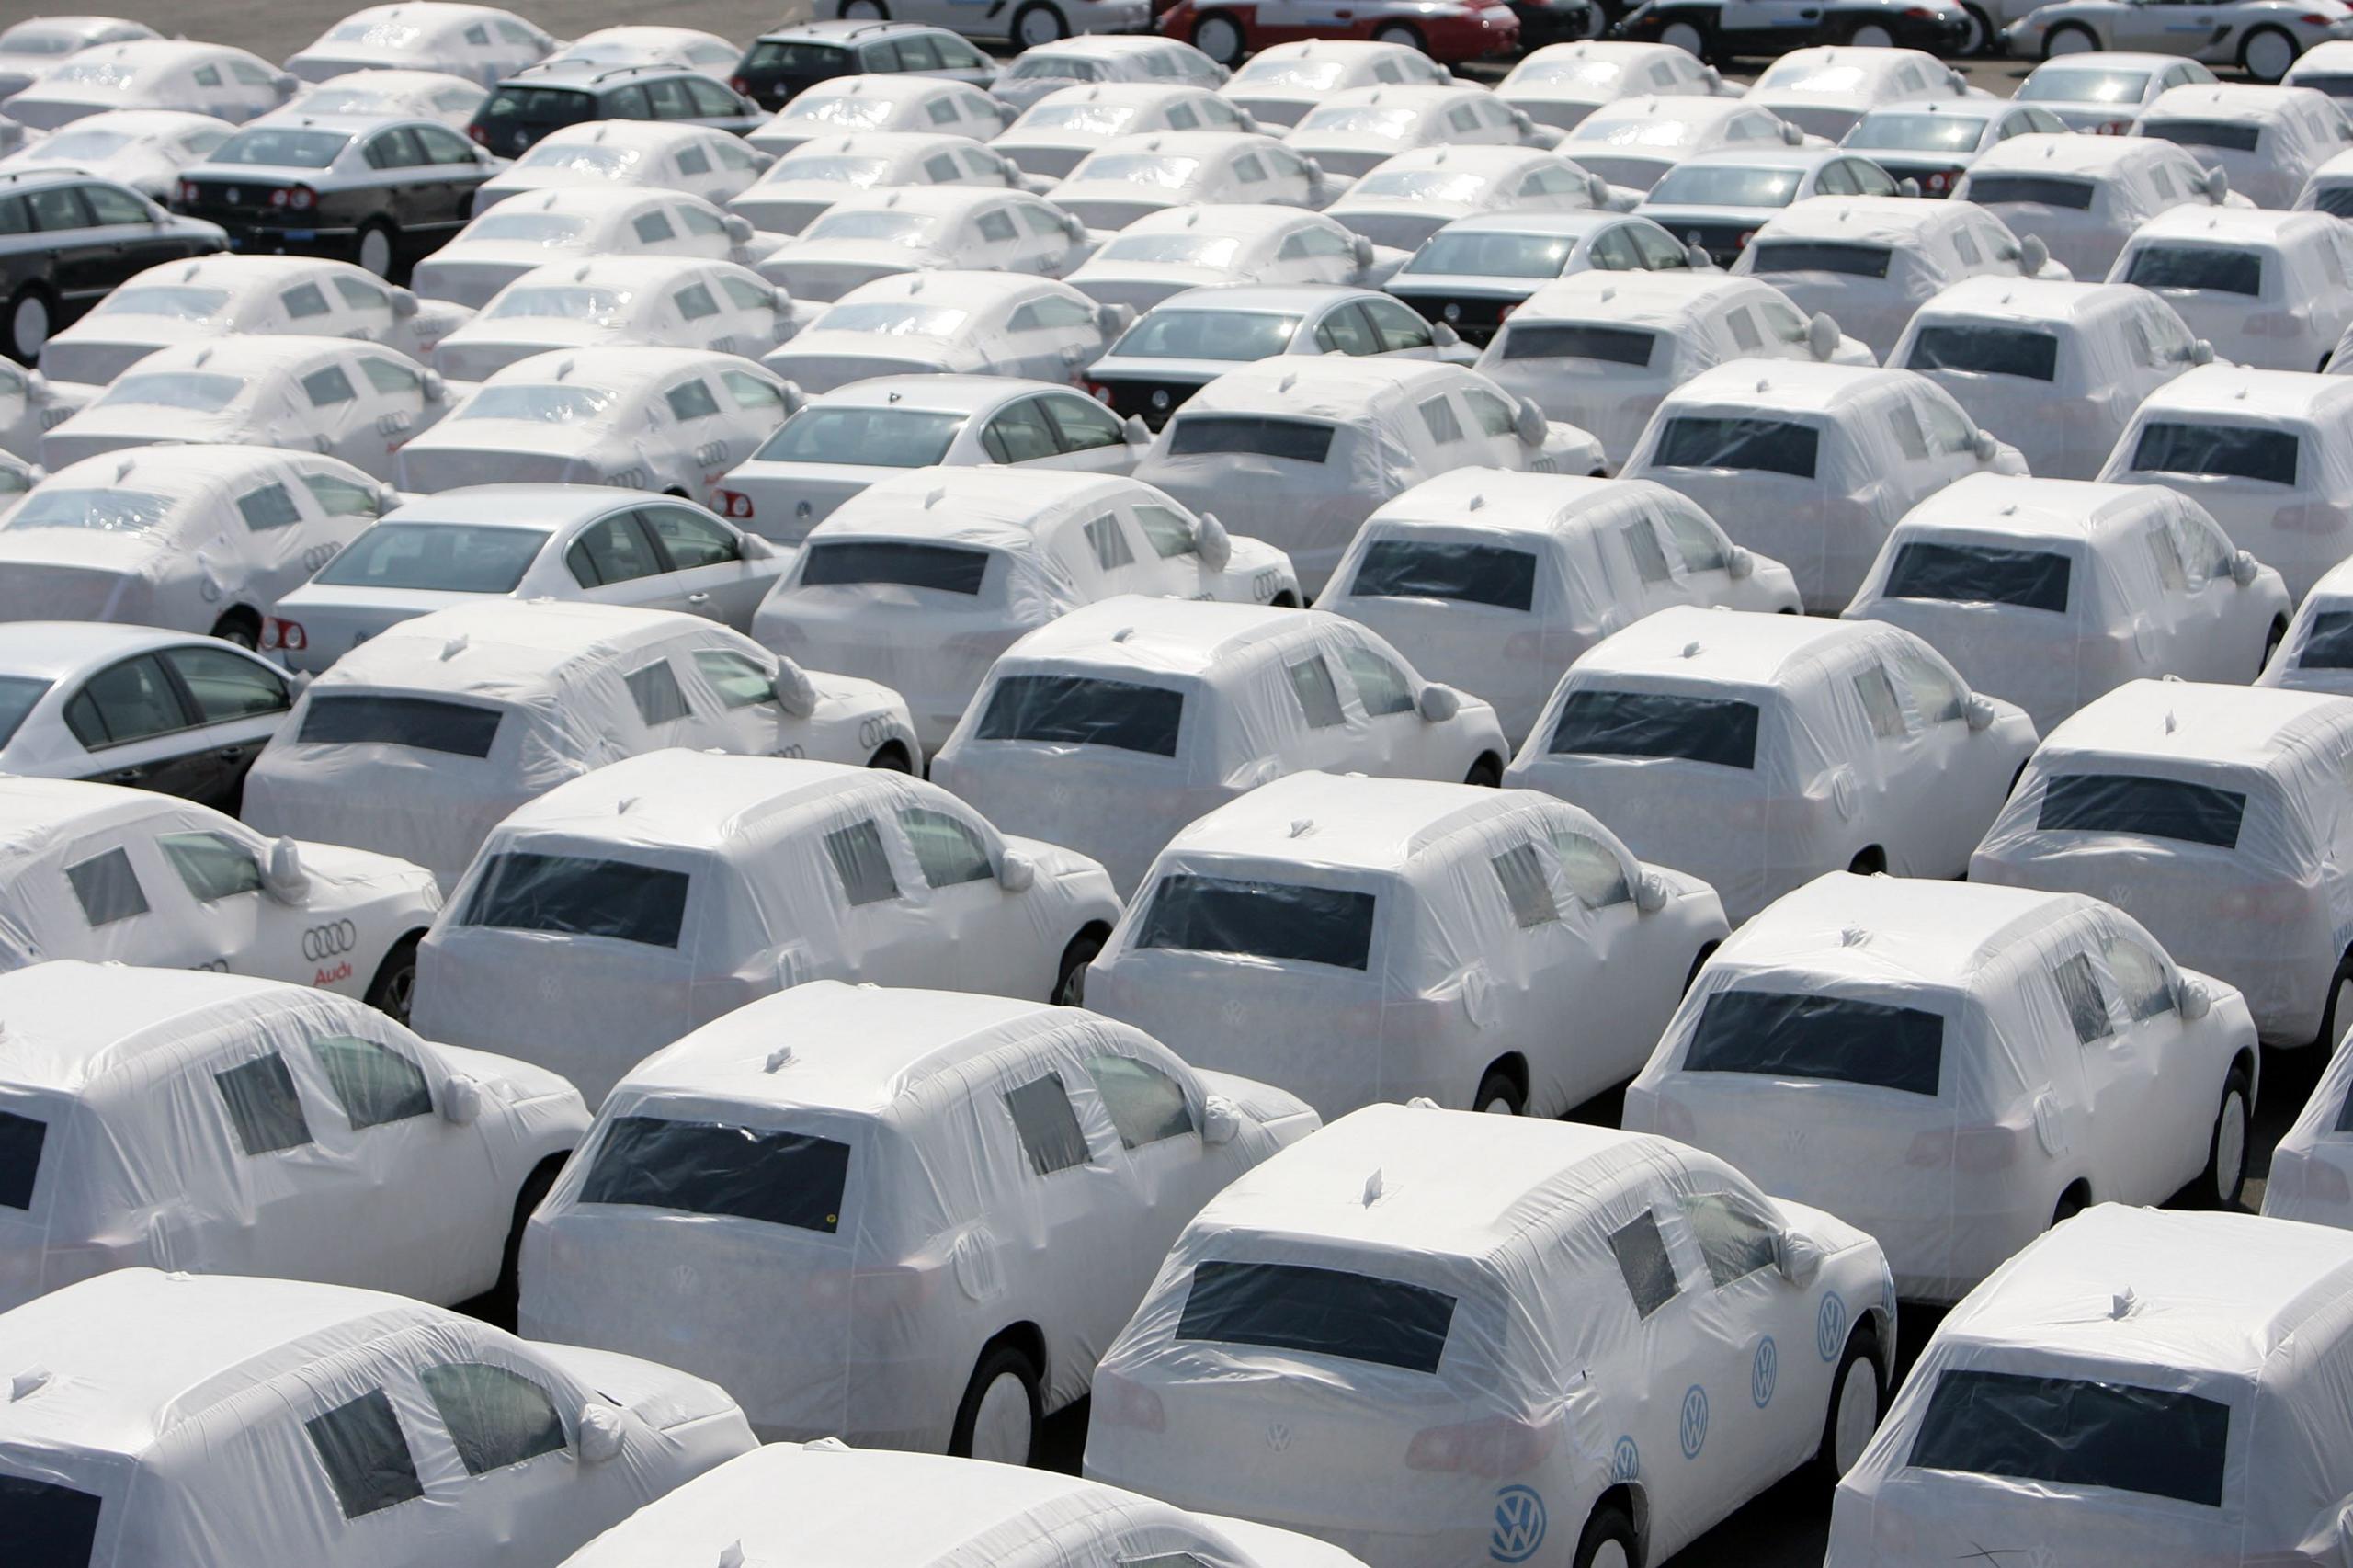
[1686,989,1944,1096]
[1499,323,1656,367]
[1176,1259,1456,1373]
[1138,873,1377,970]
[745,40,854,72]
[2295,608,2353,668]
[1349,540,1538,611]
[1906,324,2059,382]
[2036,773,2247,849]
[801,540,990,595]
[461,852,691,947]
[2139,119,2262,153]
[1962,175,2094,210]
[1165,415,1335,463]
[0,675,50,749]
[298,695,503,757]
[1548,689,1760,768]
[582,1115,850,1233]
[975,674,1183,756]
[1882,541,2072,613]
[2125,245,2261,296]
[2129,421,2296,484]
[0,1473,103,1566]
[1910,1369,2229,1507]
[313,522,547,593]
[478,85,597,127]
[1652,415,1818,479]
[1746,241,1892,278]
[0,1109,40,1209]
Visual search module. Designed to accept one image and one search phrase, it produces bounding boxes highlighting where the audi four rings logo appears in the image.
[301,921,358,961]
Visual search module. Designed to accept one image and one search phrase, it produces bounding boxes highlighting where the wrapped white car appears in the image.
[2096,364,2353,601]
[397,347,796,497]
[2112,207,2353,372]
[285,3,554,86]
[1319,469,1801,743]
[1320,145,1620,261]
[2261,553,2353,692]
[753,469,1297,753]
[472,120,771,212]
[1848,474,2289,733]
[1475,269,1875,470]
[746,75,1008,159]
[1972,678,2353,1048]
[0,960,586,1312]
[762,271,1127,396]
[555,1442,1369,1568]
[281,66,491,127]
[0,452,32,522]
[2262,1031,2353,1223]
[1085,1104,1896,1568]
[1827,1207,2353,1568]
[750,187,1086,303]
[2131,82,2345,211]
[1892,278,2215,481]
[1132,357,1603,596]
[1381,210,1708,350]
[1956,133,2238,281]
[242,600,916,889]
[1282,85,1555,184]
[1049,132,1336,235]
[0,1268,755,1568]
[1218,40,1455,132]
[0,358,50,462]
[932,597,1510,896]
[1746,47,1984,142]
[412,187,758,310]
[0,444,389,642]
[1058,207,1378,315]
[991,35,1229,114]
[429,256,800,381]
[519,982,1313,1452]
[1087,771,1728,1118]
[1495,40,1733,133]
[725,131,1031,239]
[995,83,1259,180]
[1620,360,2026,612]
[1627,873,2256,1302]
[1562,95,1814,196]
[0,107,232,199]
[414,754,1122,1104]
[1731,196,2072,361]
[1506,607,2038,922]
[0,40,295,131]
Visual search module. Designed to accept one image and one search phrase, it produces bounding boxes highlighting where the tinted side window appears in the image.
[64,654,191,747]
[0,1474,99,1563]
[1289,655,1345,729]
[215,1051,313,1155]
[1492,841,1559,928]
[159,831,263,903]
[625,661,692,726]
[164,647,290,722]
[898,805,994,888]
[0,1110,43,1210]
[66,847,147,927]
[306,1390,426,1520]
[2054,952,2113,1044]
[1005,1073,1088,1175]
[311,1035,433,1130]
[566,514,662,586]
[1610,1210,1678,1319]
[1680,1192,1778,1287]
[421,1364,568,1477]
[824,819,901,906]
[1086,1053,1195,1148]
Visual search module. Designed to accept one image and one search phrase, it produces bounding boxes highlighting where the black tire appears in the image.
[1463,756,1503,788]
[2240,24,2298,83]
[1657,16,1711,58]
[1371,20,1427,49]
[1052,927,1105,1007]
[363,935,421,1024]
[3,283,55,365]
[948,1341,1042,1463]
[1475,1063,1527,1116]
[1572,1503,1639,1568]
[2052,1182,2090,1228]
[2200,1064,2253,1210]
[866,742,915,773]
[2040,21,2098,59]
[208,608,261,650]
[1958,2,1993,54]
[1848,846,1886,876]
[494,1155,564,1318]
[2317,949,2353,1050]
[1009,1,1069,48]
[1813,1324,1884,1484]
[2263,617,2289,676]
[1189,11,1245,66]
[1268,591,1301,608]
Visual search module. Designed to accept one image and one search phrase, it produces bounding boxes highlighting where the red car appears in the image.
[1155,0,1520,69]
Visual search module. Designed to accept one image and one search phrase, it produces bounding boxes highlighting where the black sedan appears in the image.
[1,168,224,363]
[172,114,507,279]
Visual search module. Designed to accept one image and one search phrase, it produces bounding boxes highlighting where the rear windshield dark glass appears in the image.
[2139,119,2262,153]
[745,40,853,72]
[0,1109,44,1210]
[2130,421,2296,484]
[1549,689,1759,768]
[801,540,990,595]
[976,674,1183,756]
[1166,415,1336,463]
[1963,175,2094,210]
[1911,1369,2229,1507]
[0,1473,101,1567]
[2315,187,2353,221]
[1138,874,1377,970]
[0,676,47,752]
[2294,73,2353,97]
[1652,416,1819,479]
[2296,608,2353,669]
[583,1115,850,1233]
[298,694,503,757]
[461,852,692,947]
[1687,989,1944,1096]
[1907,324,2059,381]
[2125,245,2261,296]
[2037,773,2247,849]
[477,85,597,127]
[1350,540,1538,611]
[1884,541,2072,613]
[1499,324,1656,366]
[1747,241,1892,278]
[1177,1259,1456,1374]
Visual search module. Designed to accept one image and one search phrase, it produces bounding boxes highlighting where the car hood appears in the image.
[529,1342,745,1434]
[294,835,443,899]
[36,321,220,387]
[404,415,618,456]
[0,525,168,574]
[428,1040,584,1107]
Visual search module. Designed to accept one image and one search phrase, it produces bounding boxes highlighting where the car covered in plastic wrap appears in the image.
[410,187,757,309]
[745,74,1009,160]
[1496,40,1733,133]
[2132,82,2349,205]
[1838,98,2074,199]
[1282,85,1560,186]
[2260,553,2353,694]
[727,132,1031,240]
[1744,48,1985,142]
[284,3,555,87]
[749,187,1086,304]
[1634,144,1902,268]
[429,256,801,381]
[1507,606,2038,922]
[2111,207,2353,373]
[280,66,489,127]
[995,84,1257,182]
[1556,95,1814,199]
[1323,145,1627,267]
[1050,131,1340,235]
[1383,210,1707,349]
[0,16,159,104]
[762,271,1129,396]
[1062,208,1380,316]
[472,120,770,212]
[1214,40,1455,132]
[0,450,37,520]
[1957,133,2240,281]
[1628,872,2257,1301]
[1,40,296,132]
[991,35,1230,115]
[0,108,233,198]
[2011,52,2217,133]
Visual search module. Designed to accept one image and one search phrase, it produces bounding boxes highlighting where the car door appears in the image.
[812,811,953,986]
[404,1351,620,1541]
[2052,943,2171,1200]
[896,796,1052,993]
[1333,635,1437,774]
[1673,1179,1828,1499]
[1715,0,1826,51]
[20,184,113,310]
[2163,506,2246,672]
[564,508,686,611]
[294,355,382,476]
[2113,0,2216,55]
[61,653,218,801]
[661,370,743,490]
[154,643,292,809]
[968,201,1030,272]
[1038,390,1139,476]
[1618,503,1698,623]
[412,122,494,231]
[2097,929,2212,1196]
[77,181,197,286]
[1884,642,1992,870]
[1003,293,1098,384]
[1077,1050,1225,1265]
[1652,494,1747,608]
[633,501,770,627]
[1312,299,1382,358]
[359,126,434,233]
[352,352,438,460]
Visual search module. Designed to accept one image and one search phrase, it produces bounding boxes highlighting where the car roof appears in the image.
[1018,35,1193,58]
[790,73,978,104]
[2130,203,2333,245]
[2143,82,2327,122]
[1576,93,1760,131]
[0,777,209,874]
[1424,210,1628,239]
[1000,597,1331,679]
[1663,358,1902,416]
[1161,770,1585,877]
[493,748,910,857]
[24,38,244,72]
[500,58,723,86]
[1017,82,1217,113]
[1710,869,2095,993]
[1891,472,2183,548]
[1154,283,1381,312]
[0,165,128,196]
[41,443,318,491]
[1353,144,1567,179]
[1310,83,1483,109]
[829,268,1074,309]
[316,600,722,690]
[1965,131,2193,178]
[2029,51,2189,74]
[1176,352,1477,415]
[236,111,431,136]
[1511,267,1783,327]
[805,372,1063,414]
[1913,275,2141,327]
[1663,145,1840,171]
[1572,603,1899,687]
[1859,96,1998,118]
[0,619,242,679]
[811,184,1028,217]
[2132,363,2353,425]
[1364,470,1677,541]
[481,344,752,383]
[2,107,227,136]
[1109,203,1333,241]
[377,483,622,529]
[120,253,364,292]
[109,333,385,375]
[2039,677,2353,776]
[1753,194,1978,244]
[525,118,727,150]
[500,252,733,287]
[756,18,958,40]
[813,467,1160,551]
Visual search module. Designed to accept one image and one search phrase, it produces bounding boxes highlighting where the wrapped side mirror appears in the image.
[1513,396,1547,447]
[1776,1228,1827,1288]
[2232,549,2261,586]
[2179,978,2213,1020]
[1431,319,1461,349]
[2018,233,2050,276]
[419,369,447,403]
[1634,871,1669,915]
[1195,510,1232,573]
[1415,683,1461,722]
[440,1076,483,1125]
[576,1404,625,1464]
[768,658,817,719]
[997,849,1036,892]
[389,287,420,320]
[1971,428,1998,462]
[724,213,755,244]
[1351,232,1376,274]
[1807,312,1841,362]
[263,836,309,903]
[1964,693,1998,732]
[2188,339,2215,366]
[1202,1094,1241,1144]
[1726,544,1755,580]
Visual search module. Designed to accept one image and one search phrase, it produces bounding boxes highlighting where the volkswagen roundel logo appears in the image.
[1679,1385,1709,1460]
[1442,302,1462,321]
[1609,1435,1640,1483]
[1489,1484,1546,1564]
[1150,389,1170,410]
[1818,1291,1849,1362]
[301,920,358,961]
[1264,1421,1291,1452]
[225,187,240,202]
[1752,1336,1778,1409]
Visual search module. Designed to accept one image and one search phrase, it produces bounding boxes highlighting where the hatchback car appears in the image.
[2109,207,2353,374]
[728,131,1029,238]
[2261,552,2353,695]
[474,120,769,212]
[731,21,998,114]
[2132,81,2349,207]
[1215,40,1454,131]
[1496,39,1733,132]
[284,3,555,87]
[1051,131,1337,234]
[0,108,233,199]
[1840,97,2073,198]
[410,187,756,309]
[1062,207,1378,316]
[995,83,1258,181]
[1745,47,1984,142]
[991,35,1229,114]
[1,40,296,132]
[1563,96,1816,199]
[2008,0,2353,84]
[0,168,225,363]
[1385,210,1705,347]
[1958,133,2240,283]
[465,62,764,159]
[1283,85,1558,185]
[2011,51,2219,132]
[1634,145,1897,267]
[762,271,1128,395]
[745,74,1008,160]
[431,256,799,381]
[751,187,1086,303]
[270,485,790,667]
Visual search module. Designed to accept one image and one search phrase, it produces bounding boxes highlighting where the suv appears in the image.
[467,61,765,157]
[730,20,996,111]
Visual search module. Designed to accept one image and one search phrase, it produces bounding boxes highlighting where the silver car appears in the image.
[990,35,1227,113]
[2004,0,2353,83]
[750,187,1087,302]
[431,256,801,381]
[761,271,1131,394]
[2012,51,2218,131]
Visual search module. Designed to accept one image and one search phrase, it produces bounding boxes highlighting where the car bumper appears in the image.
[216,222,360,257]
[1511,0,1597,43]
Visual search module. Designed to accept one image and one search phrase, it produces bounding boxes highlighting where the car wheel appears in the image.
[865,741,915,773]
[1052,926,1105,1007]
[1660,18,1708,55]
[363,934,421,1024]
[1012,1,1069,47]
[1813,1324,1884,1483]
[3,285,52,365]
[2042,20,2099,56]
[208,608,261,650]
[2241,25,2298,83]
[2052,1182,2089,1227]
[356,221,397,279]
[2317,949,2353,1049]
[493,1155,564,1325]
[1957,3,1992,54]
[1475,1063,1526,1116]
[1191,12,1246,65]
[1847,21,1894,44]
[2201,1064,2252,1209]
[1372,20,1426,48]
[949,1343,1042,1465]
[1573,1503,1639,1568]
[839,0,889,15]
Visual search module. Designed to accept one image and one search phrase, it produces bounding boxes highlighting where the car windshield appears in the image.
[1645,163,1803,207]
[6,489,173,533]
[582,1115,851,1232]
[299,85,404,115]
[1113,309,1299,361]
[756,406,963,467]
[1548,688,1760,767]
[2125,244,2261,296]
[2130,420,2297,484]
[1756,62,1869,93]
[210,127,349,168]
[1101,234,1244,269]
[97,371,245,412]
[94,285,232,323]
[0,1477,103,1568]
[1910,1371,2229,1507]
[313,521,550,591]
[31,127,133,159]
[521,144,639,176]
[0,675,50,748]
[485,285,634,324]
[465,211,587,244]
[804,210,935,244]
[976,673,1184,755]
[1405,230,1575,278]
[790,94,896,129]
[460,384,619,423]
[1300,105,1422,139]
[1024,103,1140,135]
[1845,112,1986,153]
[772,153,891,185]
[1688,989,1944,1096]
[1233,59,1347,91]
[2019,67,2149,105]
[51,61,147,88]
[1075,153,1203,188]
[816,302,969,336]
[1008,53,1103,80]
[1354,168,1493,204]
[1138,873,1379,969]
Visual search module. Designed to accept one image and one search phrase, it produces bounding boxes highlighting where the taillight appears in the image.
[712,488,755,520]
[1405,1415,1557,1477]
[2097,119,2130,135]
[176,178,198,205]
[288,185,315,211]
[1092,1369,1165,1432]
[466,123,489,146]
[1085,381,1113,403]
[2302,12,2334,21]
[1926,169,1952,193]
[730,74,750,93]
[1497,301,1517,323]
[1736,228,1756,249]
[262,617,307,652]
